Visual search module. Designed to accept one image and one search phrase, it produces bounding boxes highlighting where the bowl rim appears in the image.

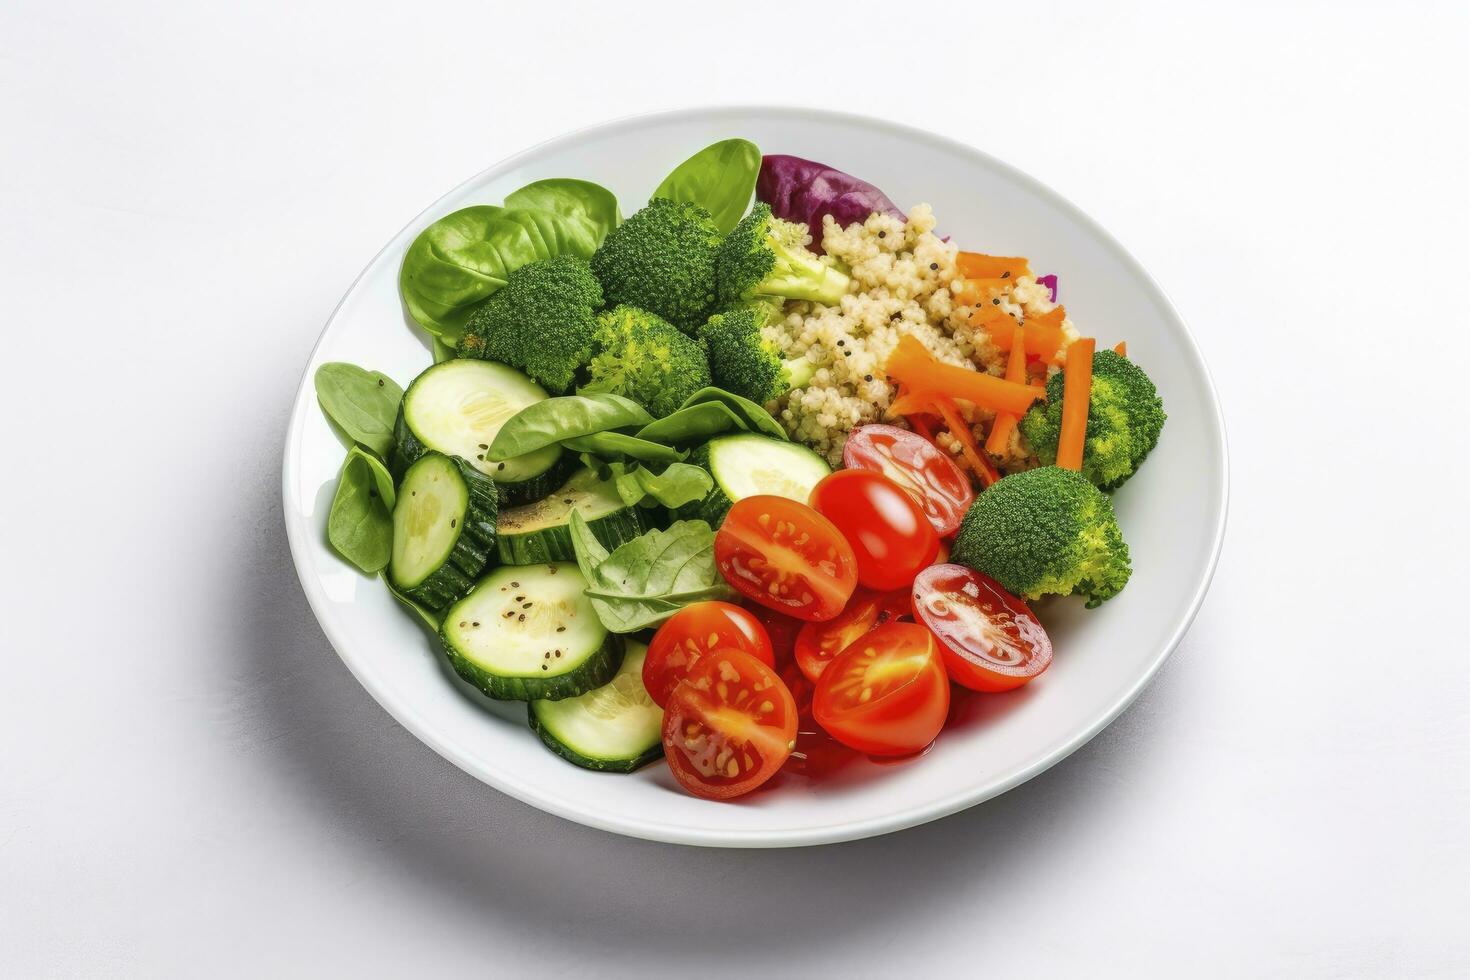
[281,104,1229,848]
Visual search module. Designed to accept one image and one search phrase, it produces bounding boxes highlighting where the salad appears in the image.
[313,138,1166,801]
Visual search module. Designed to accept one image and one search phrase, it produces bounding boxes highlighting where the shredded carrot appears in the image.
[1113,340,1127,356]
[976,306,1069,364]
[1055,338,1096,471]
[956,252,1032,280]
[931,395,999,487]
[895,384,938,441]
[884,336,1042,417]
[984,326,1030,455]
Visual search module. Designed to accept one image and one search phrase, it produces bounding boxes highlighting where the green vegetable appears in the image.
[629,462,713,509]
[579,305,712,417]
[314,363,404,458]
[496,467,646,565]
[590,198,720,333]
[432,338,455,364]
[459,255,603,393]
[562,431,688,464]
[676,433,830,526]
[568,513,735,633]
[388,452,499,610]
[384,575,444,632]
[651,138,761,234]
[399,180,618,345]
[503,178,620,248]
[488,393,652,461]
[950,467,1132,608]
[698,305,816,405]
[1019,350,1167,490]
[715,202,851,308]
[633,385,790,445]
[527,640,663,773]
[327,447,396,573]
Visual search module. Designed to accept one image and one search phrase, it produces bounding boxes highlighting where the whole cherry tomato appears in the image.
[809,470,939,591]
[843,424,975,536]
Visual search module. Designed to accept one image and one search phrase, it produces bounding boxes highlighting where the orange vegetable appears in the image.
[976,306,1069,364]
[1114,340,1127,356]
[956,252,1032,280]
[1055,338,1096,471]
[894,384,938,442]
[984,326,1030,455]
[884,336,1042,418]
[931,395,999,487]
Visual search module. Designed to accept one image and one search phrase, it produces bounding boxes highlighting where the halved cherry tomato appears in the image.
[644,601,775,708]
[809,470,939,591]
[714,496,858,622]
[661,648,798,800]
[813,622,950,756]
[744,601,802,668]
[843,424,976,536]
[933,538,951,565]
[794,588,910,684]
[911,564,1052,692]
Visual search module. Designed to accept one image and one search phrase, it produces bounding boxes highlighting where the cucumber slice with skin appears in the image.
[678,433,832,526]
[496,467,645,565]
[528,640,664,773]
[392,359,564,503]
[388,452,498,609]
[441,563,622,701]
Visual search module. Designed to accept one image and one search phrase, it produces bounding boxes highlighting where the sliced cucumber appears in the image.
[392,359,565,504]
[496,467,645,565]
[388,452,498,609]
[528,640,663,773]
[440,563,622,701]
[678,433,831,525]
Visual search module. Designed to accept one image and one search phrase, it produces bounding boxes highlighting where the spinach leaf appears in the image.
[314,363,404,458]
[504,178,620,250]
[399,206,541,344]
[432,337,455,363]
[562,431,688,464]
[634,462,713,508]
[569,514,735,633]
[383,574,443,631]
[634,400,746,446]
[488,393,652,461]
[681,387,788,440]
[652,139,761,234]
[327,448,395,574]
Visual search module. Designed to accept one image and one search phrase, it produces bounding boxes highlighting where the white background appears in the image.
[2,1,1466,976]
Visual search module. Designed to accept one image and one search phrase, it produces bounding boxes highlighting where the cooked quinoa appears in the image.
[761,204,1080,468]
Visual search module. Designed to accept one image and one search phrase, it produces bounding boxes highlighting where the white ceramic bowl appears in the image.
[282,107,1227,848]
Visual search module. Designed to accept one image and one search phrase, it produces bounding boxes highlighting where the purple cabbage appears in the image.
[756,155,905,254]
[1037,274,1058,303]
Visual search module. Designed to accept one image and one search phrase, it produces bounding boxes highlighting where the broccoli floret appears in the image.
[697,304,816,405]
[951,467,1132,608]
[1019,350,1166,490]
[580,305,712,417]
[590,198,720,332]
[459,255,603,392]
[715,203,851,308]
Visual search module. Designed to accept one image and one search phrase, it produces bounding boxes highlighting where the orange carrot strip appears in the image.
[978,307,1068,364]
[884,336,1042,417]
[1055,338,1096,471]
[895,384,938,441]
[956,252,1032,280]
[985,326,1030,455]
[1114,340,1127,356]
[932,395,999,487]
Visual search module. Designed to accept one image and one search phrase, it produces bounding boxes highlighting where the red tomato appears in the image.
[794,588,910,684]
[714,496,858,622]
[911,564,1053,692]
[809,470,939,591]
[744,601,803,668]
[661,648,798,800]
[843,424,975,536]
[933,538,951,565]
[644,601,775,708]
[812,622,950,756]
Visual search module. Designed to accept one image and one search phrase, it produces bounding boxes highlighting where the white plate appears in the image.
[282,107,1227,848]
